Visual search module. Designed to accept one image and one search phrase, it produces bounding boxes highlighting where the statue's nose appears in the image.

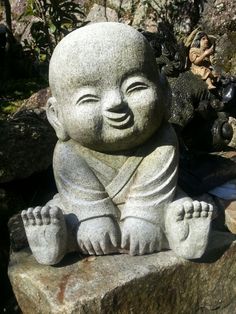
[103,90,126,113]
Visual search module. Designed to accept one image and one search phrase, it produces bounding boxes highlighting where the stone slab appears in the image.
[8,231,236,314]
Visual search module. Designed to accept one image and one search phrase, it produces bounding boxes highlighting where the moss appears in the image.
[0,78,47,99]
[0,77,47,119]
[1,101,23,115]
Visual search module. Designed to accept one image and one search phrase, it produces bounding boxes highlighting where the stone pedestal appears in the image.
[8,232,236,314]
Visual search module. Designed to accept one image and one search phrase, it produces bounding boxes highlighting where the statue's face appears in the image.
[61,73,161,152]
[49,23,168,152]
[200,35,209,50]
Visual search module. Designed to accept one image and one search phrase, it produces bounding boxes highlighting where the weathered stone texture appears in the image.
[225,200,236,234]
[8,233,236,314]
[86,4,118,23]
[199,0,236,74]
[18,88,51,112]
[200,0,236,35]
[0,108,56,183]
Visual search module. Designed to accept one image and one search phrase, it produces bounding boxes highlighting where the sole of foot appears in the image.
[21,205,67,265]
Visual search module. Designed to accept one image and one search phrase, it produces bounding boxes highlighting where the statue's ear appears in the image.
[46,97,69,141]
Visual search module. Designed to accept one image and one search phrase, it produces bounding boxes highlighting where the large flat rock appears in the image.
[8,232,236,314]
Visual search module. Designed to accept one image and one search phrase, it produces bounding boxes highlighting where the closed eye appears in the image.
[76,94,100,105]
[126,82,148,94]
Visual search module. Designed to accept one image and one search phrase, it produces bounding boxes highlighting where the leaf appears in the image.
[39,53,47,62]
[61,22,72,30]
[49,23,56,33]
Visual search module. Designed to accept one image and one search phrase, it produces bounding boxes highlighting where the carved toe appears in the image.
[21,210,28,226]
[27,207,35,225]
[41,206,50,225]
[33,206,43,225]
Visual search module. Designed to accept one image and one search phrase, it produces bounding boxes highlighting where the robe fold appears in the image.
[52,122,179,225]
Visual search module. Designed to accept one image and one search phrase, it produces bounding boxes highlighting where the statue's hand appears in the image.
[121,217,160,255]
[204,45,214,57]
[77,217,120,255]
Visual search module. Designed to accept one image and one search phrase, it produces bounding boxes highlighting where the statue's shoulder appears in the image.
[53,139,86,166]
[54,139,76,155]
[140,121,178,160]
[189,47,201,55]
[153,121,178,147]
[136,122,178,177]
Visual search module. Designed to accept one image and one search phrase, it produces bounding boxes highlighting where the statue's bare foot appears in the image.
[21,206,67,265]
[121,218,162,255]
[77,217,120,255]
[165,200,214,259]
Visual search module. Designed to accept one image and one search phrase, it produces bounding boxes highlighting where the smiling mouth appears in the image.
[104,111,133,129]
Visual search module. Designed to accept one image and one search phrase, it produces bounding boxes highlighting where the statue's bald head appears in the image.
[47,22,171,150]
[49,22,160,102]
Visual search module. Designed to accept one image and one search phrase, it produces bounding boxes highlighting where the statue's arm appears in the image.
[53,141,119,222]
[189,47,213,66]
[120,123,178,225]
[189,48,201,65]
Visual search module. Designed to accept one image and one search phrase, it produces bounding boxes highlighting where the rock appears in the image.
[200,0,236,35]
[83,1,204,36]
[131,2,148,29]
[0,188,24,221]
[86,4,118,23]
[199,0,236,74]
[10,0,35,44]
[8,213,27,252]
[225,200,236,234]
[0,108,57,183]
[13,16,36,43]
[10,0,27,20]
[8,232,236,313]
[17,87,51,112]
[144,12,158,33]
[106,0,133,12]
[213,32,236,75]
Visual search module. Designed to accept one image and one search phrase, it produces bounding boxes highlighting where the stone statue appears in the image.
[21,22,214,265]
[189,31,218,90]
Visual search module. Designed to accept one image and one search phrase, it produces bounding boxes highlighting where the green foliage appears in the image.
[22,0,86,63]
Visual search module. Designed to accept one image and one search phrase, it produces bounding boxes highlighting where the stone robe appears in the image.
[189,47,212,80]
[50,122,178,228]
